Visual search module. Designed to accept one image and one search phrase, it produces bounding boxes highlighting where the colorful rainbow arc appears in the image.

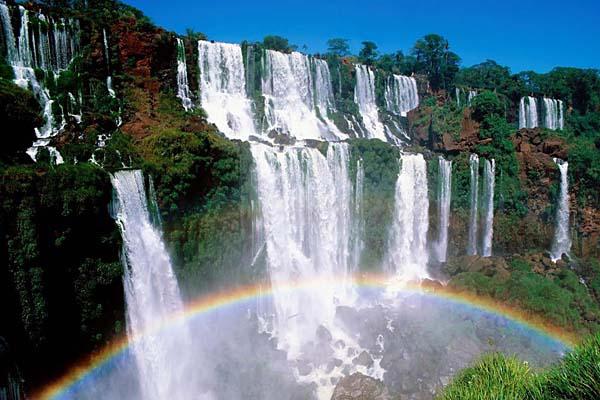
[33,274,578,400]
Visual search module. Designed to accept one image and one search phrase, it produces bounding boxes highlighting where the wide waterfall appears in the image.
[176,38,193,111]
[354,64,386,141]
[481,159,495,257]
[111,170,197,400]
[262,50,343,141]
[550,159,571,261]
[436,157,452,263]
[543,98,564,130]
[386,154,429,281]
[519,96,539,129]
[251,143,355,356]
[384,74,419,116]
[467,154,480,255]
[197,40,257,140]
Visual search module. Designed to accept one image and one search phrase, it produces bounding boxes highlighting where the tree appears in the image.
[263,35,296,53]
[358,41,378,65]
[326,38,350,57]
[411,34,460,91]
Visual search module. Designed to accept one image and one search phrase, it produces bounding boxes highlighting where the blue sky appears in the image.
[122,0,599,73]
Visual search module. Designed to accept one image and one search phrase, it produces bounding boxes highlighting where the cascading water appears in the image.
[111,170,198,400]
[550,159,571,261]
[351,159,365,270]
[103,29,115,97]
[543,98,564,130]
[467,90,477,105]
[386,153,429,281]
[519,96,539,129]
[176,38,193,111]
[354,64,386,141]
[467,154,480,255]
[262,50,342,141]
[313,58,346,139]
[481,159,495,257]
[0,2,79,160]
[384,74,419,116]
[197,40,257,140]
[251,143,354,355]
[436,157,452,263]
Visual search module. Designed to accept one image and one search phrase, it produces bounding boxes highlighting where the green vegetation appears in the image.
[447,258,600,335]
[262,35,297,53]
[439,334,600,399]
[348,138,399,269]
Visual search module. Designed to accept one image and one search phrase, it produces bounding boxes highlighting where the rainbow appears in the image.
[34,274,578,400]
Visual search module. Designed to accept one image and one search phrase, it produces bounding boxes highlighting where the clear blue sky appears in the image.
[122,0,599,73]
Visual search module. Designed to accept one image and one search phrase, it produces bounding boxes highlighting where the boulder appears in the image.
[331,372,392,400]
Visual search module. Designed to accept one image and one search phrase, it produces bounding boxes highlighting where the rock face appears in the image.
[331,373,392,400]
[444,255,510,279]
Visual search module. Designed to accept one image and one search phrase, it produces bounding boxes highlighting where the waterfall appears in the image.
[102,29,116,97]
[386,154,429,281]
[436,157,452,263]
[176,38,193,111]
[251,142,354,357]
[467,90,477,105]
[481,159,495,257]
[550,159,571,261]
[519,96,539,129]
[262,50,343,141]
[456,87,461,107]
[352,158,365,270]
[197,40,256,140]
[111,170,195,400]
[313,58,346,139]
[467,154,480,255]
[354,64,386,141]
[0,3,79,160]
[543,98,564,130]
[384,74,419,116]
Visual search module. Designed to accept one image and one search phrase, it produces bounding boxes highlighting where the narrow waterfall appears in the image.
[467,154,480,255]
[481,159,495,257]
[197,40,256,140]
[456,87,461,107]
[519,96,539,129]
[436,157,452,263]
[251,143,354,356]
[386,154,429,281]
[354,64,386,141]
[384,74,419,116]
[352,158,365,270]
[262,50,342,141]
[103,29,115,97]
[176,38,193,111]
[467,90,477,105]
[550,159,571,261]
[543,98,564,130]
[313,58,346,139]
[111,170,195,400]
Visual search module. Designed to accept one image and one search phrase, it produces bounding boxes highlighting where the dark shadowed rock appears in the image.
[352,351,374,368]
[331,372,392,400]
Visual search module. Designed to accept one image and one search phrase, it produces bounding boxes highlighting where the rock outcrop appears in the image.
[331,373,392,400]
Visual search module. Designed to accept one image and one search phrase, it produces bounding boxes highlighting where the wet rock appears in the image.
[296,360,313,376]
[331,372,391,400]
[352,351,374,368]
[317,325,333,343]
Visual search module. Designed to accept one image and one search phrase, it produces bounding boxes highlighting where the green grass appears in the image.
[438,334,600,400]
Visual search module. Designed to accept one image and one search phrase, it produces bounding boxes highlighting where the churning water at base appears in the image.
[198,40,256,140]
[386,154,429,281]
[551,159,571,261]
[436,157,452,263]
[481,159,495,257]
[467,154,480,255]
[111,170,199,400]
